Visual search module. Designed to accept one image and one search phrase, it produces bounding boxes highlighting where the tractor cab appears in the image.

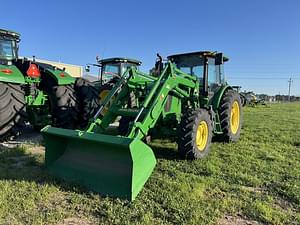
[99,57,141,84]
[0,29,20,64]
[168,51,228,94]
[86,57,141,85]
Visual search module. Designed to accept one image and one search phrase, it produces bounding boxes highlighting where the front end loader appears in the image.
[0,28,78,139]
[42,51,242,201]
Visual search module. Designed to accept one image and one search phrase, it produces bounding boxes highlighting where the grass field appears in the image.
[0,103,299,225]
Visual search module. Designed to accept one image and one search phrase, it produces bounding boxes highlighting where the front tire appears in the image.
[177,108,213,159]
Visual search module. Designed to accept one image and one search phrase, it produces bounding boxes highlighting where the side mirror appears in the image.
[85,65,90,72]
[215,53,223,65]
[96,55,101,64]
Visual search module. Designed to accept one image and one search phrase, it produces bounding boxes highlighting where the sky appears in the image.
[2,0,300,95]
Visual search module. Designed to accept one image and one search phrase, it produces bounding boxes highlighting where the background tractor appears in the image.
[42,51,242,201]
[240,91,266,107]
[75,57,141,127]
[0,28,78,140]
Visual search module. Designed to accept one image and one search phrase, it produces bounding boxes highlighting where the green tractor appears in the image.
[42,51,242,201]
[0,28,78,140]
[75,57,141,127]
[90,57,142,84]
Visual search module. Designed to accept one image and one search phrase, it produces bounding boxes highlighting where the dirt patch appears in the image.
[273,197,296,212]
[57,217,94,225]
[0,126,42,149]
[241,186,264,194]
[26,145,45,154]
[0,125,44,154]
[218,215,263,225]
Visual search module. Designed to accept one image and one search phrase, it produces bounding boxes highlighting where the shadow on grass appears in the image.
[151,145,182,160]
[294,141,300,149]
[0,145,93,195]
[148,139,183,161]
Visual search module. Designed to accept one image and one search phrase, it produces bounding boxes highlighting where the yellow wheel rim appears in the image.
[196,121,209,151]
[230,101,240,134]
[99,90,109,102]
[99,90,114,115]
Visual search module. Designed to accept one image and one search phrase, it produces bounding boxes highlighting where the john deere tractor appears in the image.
[0,28,78,140]
[75,57,141,127]
[42,51,242,201]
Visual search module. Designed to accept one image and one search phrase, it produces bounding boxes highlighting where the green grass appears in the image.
[0,103,300,225]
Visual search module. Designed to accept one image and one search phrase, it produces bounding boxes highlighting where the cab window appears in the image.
[102,64,120,79]
[0,39,15,59]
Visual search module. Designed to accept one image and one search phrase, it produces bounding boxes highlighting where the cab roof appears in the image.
[0,28,20,40]
[99,57,142,65]
[167,51,229,62]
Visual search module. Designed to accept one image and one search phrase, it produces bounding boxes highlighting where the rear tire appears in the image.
[41,77,79,129]
[218,90,242,142]
[177,108,213,159]
[98,83,114,102]
[75,78,100,128]
[240,93,247,107]
[50,85,79,129]
[0,82,26,140]
[97,82,120,116]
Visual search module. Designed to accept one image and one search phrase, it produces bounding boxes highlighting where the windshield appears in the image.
[178,65,204,78]
[174,55,205,78]
[173,55,225,91]
[102,62,139,80]
[0,39,16,60]
[102,63,120,80]
[121,63,139,75]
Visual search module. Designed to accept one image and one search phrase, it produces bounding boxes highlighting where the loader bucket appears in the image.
[41,126,156,201]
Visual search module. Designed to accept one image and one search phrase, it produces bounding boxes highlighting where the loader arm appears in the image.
[86,67,157,133]
[127,63,198,140]
[86,62,199,140]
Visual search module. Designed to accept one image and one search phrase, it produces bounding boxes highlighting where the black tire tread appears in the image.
[0,82,26,140]
[50,84,79,128]
[218,89,242,142]
[75,78,101,128]
[40,76,79,129]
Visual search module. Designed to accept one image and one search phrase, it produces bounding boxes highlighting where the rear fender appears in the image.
[0,64,25,84]
[209,85,232,110]
[45,68,75,85]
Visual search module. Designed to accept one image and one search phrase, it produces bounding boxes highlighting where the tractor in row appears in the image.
[0,28,78,140]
